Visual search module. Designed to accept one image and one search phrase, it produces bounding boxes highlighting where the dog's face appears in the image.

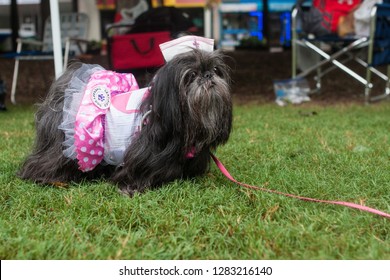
[149,49,232,153]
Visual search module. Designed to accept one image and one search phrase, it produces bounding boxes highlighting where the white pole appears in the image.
[204,8,212,38]
[49,0,63,79]
[212,4,220,43]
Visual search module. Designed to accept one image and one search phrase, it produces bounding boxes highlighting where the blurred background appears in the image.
[0,0,296,53]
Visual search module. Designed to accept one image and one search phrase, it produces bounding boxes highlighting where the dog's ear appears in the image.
[149,62,183,135]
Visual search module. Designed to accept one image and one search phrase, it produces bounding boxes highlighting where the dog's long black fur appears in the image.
[18,62,115,183]
[18,49,232,194]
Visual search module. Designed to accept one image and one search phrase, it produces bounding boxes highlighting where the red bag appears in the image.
[109,31,171,70]
[313,0,361,33]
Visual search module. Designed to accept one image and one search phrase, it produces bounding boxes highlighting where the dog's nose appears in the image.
[203,71,213,79]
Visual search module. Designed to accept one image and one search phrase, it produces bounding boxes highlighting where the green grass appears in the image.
[1,102,389,260]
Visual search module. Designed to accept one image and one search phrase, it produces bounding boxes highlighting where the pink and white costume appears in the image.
[59,36,214,172]
[59,64,149,172]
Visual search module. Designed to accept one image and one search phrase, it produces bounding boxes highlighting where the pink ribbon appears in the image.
[74,71,138,171]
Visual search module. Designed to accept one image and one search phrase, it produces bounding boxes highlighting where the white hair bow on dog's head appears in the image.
[159,35,214,62]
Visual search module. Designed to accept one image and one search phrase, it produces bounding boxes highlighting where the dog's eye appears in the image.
[188,71,197,81]
[214,67,221,77]
[184,71,197,85]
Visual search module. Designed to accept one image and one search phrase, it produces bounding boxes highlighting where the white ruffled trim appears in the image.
[58,64,105,160]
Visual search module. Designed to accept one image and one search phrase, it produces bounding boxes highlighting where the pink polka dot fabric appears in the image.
[74,70,139,172]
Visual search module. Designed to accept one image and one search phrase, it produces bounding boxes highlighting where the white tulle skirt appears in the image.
[58,64,105,162]
[57,63,149,172]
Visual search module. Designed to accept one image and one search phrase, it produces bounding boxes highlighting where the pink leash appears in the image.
[211,154,390,219]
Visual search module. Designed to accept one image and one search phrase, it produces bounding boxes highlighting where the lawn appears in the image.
[0,102,389,259]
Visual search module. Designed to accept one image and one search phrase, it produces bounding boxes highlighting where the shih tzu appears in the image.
[18,36,232,195]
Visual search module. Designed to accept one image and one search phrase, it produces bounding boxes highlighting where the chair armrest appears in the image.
[67,37,90,44]
[370,3,390,37]
[64,36,90,69]
[15,38,44,53]
[369,2,390,23]
[375,3,390,15]
[64,36,90,57]
[15,38,44,52]
[67,37,90,51]
[16,38,44,46]
[291,0,314,32]
[291,6,299,30]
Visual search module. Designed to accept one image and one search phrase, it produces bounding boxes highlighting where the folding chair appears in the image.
[291,0,390,103]
[10,13,89,104]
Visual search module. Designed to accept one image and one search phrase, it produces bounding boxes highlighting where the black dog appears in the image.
[19,49,232,195]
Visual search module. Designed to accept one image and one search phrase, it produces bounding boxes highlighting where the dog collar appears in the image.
[141,106,152,129]
[185,147,196,159]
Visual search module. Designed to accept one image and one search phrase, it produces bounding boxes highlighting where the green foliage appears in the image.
[0,103,389,259]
